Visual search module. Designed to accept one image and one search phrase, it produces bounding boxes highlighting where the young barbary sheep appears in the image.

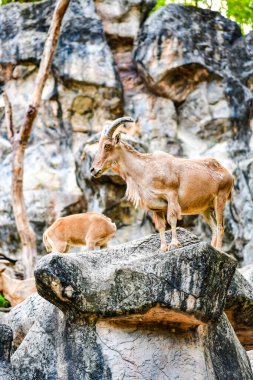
[43,212,117,253]
[90,117,234,252]
[0,265,36,307]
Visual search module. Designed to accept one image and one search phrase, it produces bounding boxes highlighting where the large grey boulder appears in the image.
[35,229,235,323]
[0,324,15,380]
[0,0,119,88]
[226,162,253,264]
[134,4,241,102]
[225,270,253,350]
[239,264,253,287]
[2,229,252,379]
[248,350,253,373]
[224,263,253,375]
[228,30,253,90]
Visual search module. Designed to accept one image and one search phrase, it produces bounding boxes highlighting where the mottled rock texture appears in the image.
[1,230,253,379]
[229,265,253,351]
[94,0,155,41]
[0,324,15,380]
[239,264,253,287]
[35,229,236,322]
[0,0,253,265]
[248,350,253,373]
[226,270,253,350]
[134,5,241,100]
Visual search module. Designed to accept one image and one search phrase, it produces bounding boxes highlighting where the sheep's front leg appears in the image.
[168,216,180,250]
[166,192,181,250]
[52,240,68,253]
[86,240,96,251]
[152,211,168,252]
[159,228,167,252]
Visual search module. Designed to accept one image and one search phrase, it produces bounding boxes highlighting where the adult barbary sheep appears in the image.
[90,117,234,252]
[43,212,117,252]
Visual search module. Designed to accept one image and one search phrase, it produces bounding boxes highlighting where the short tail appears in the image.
[227,176,234,202]
[111,222,117,234]
[228,177,234,201]
[43,232,52,253]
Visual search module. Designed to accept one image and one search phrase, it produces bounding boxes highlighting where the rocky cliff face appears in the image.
[1,229,253,380]
[0,0,252,264]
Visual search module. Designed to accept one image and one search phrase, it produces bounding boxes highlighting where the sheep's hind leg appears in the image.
[86,241,96,251]
[85,228,98,251]
[166,192,181,250]
[99,234,113,250]
[52,240,68,253]
[99,239,108,249]
[152,211,168,252]
[214,194,226,251]
[202,209,217,248]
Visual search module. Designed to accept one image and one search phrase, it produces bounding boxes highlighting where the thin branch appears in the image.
[3,92,14,143]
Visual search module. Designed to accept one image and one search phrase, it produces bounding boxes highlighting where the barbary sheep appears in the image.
[43,212,117,252]
[90,117,233,252]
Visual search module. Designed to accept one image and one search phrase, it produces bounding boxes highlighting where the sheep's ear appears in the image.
[0,266,6,274]
[114,133,121,145]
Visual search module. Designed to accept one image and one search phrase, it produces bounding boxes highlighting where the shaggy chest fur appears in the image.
[125,176,167,211]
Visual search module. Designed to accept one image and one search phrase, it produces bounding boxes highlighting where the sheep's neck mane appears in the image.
[117,142,150,208]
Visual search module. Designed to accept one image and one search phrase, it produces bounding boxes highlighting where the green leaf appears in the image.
[150,0,253,32]
[0,293,10,308]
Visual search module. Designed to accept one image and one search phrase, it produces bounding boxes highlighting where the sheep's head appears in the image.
[90,117,135,178]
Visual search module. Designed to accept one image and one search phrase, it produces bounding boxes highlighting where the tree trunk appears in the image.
[12,140,37,278]
[4,0,70,278]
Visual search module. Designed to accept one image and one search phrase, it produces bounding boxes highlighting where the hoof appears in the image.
[168,242,180,251]
[160,244,168,252]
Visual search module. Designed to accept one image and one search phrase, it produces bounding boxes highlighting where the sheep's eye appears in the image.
[104,144,111,151]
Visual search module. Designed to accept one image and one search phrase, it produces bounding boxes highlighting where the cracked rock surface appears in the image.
[1,229,252,379]
[226,270,253,350]
[35,229,236,323]
[0,324,15,380]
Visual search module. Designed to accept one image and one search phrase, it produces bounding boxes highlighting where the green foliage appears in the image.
[0,293,10,308]
[151,0,253,32]
[151,0,167,12]
[0,0,40,5]
[226,0,253,29]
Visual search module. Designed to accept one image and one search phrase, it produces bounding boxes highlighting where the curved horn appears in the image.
[0,253,17,265]
[102,117,135,138]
